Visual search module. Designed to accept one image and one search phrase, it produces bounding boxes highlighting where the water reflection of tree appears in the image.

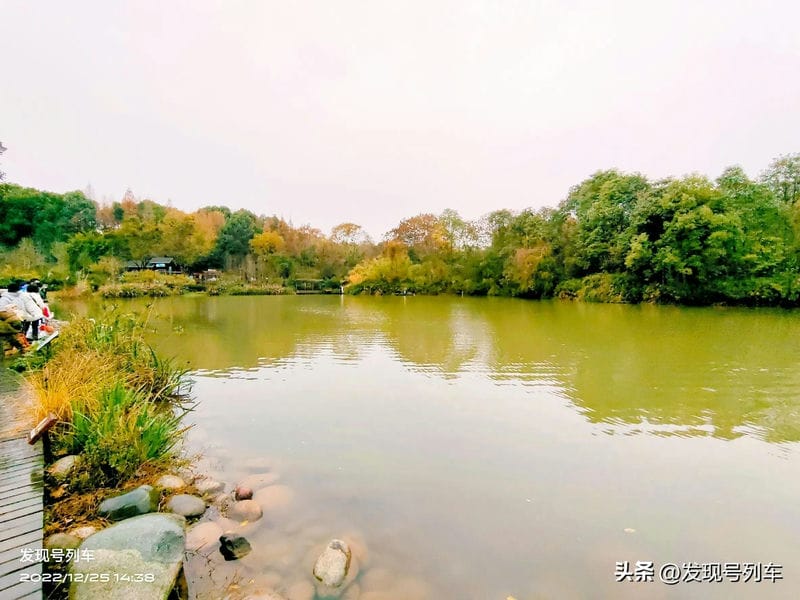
[59,296,800,442]
[481,302,800,443]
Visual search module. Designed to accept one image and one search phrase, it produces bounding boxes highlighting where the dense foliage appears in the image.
[26,313,190,489]
[2,153,800,305]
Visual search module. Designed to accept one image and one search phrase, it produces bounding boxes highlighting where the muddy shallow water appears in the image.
[60,295,800,599]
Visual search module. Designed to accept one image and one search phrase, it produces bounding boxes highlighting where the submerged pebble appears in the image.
[186,521,223,552]
[220,533,252,560]
[313,539,352,587]
[253,485,294,512]
[195,477,225,495]
[229,499,263,522]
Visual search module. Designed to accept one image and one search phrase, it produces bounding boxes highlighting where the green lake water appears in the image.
[58,295,800,599]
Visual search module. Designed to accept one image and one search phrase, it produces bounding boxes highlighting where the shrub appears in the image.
[98,272,195,298]
[26,312,192,490]
[67,384,188,489]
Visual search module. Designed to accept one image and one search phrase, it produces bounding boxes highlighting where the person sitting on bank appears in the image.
[1,282,44,341]
[0,303,28,352]
[0,286,30,351]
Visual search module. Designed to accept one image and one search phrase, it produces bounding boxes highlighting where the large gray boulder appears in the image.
[98,485,159,521]
[69,513,186,600]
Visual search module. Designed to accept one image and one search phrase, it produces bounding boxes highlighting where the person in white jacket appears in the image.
[2,282,44,340]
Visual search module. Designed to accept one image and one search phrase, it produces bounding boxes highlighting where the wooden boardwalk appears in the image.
[0,369,43,600]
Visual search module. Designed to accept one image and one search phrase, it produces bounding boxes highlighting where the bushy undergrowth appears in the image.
[98,272,195,298]
[26,312,191,490]
[209,282,288,296]
[66,384,187,489]
[96,271,290,297]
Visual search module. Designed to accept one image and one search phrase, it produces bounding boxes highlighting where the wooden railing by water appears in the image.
[0,368,44,599]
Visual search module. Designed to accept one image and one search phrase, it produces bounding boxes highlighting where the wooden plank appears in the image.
[0,371,42,600]
[8,587,43,600]
[0,516,42,544]
[0,495,41,515]
[0,491,41,509]
[0,452,40,467]
[0,460,42,478]
[0,446,39,461]
[0,471,43,492]
[14,587,43,600]
[0,445,40,461]
[0,456,42,471]
[0,436,38,448]
[0,545,30,568]
[0,503,42,524]
[0,564,42,598]
[0,453,41,468]
[0,486,39,504]
[0,470,43,487]
[0,482,42,501]
[0,442,41,456]
[0,529,40,554]
[0,493,40,512]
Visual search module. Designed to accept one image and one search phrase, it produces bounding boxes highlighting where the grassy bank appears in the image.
[20,310,193,519]
[89,271,290,298]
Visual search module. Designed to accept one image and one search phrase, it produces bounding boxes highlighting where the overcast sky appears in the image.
[2,1,799,238]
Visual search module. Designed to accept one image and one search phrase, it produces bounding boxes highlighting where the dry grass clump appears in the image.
[28,351,114,422]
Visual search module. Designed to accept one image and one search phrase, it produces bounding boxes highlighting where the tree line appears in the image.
[1,153,800,305]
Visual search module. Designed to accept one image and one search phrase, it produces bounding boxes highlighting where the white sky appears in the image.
[2,0,799,238]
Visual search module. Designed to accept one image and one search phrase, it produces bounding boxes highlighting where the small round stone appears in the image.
[155,474,186,490]
[166,494,206,517]
[235,485,254,500]
[186,521,223,552]
[313,539,351,587]
[195,478,225,495]
[228,499,263,522]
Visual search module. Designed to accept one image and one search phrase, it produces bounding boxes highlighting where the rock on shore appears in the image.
[98,485,159,521]
[195,477,225,495]
[69,513,185,600]
[48,455,79,481]
[166,494,206,517]
[155,474,186,490]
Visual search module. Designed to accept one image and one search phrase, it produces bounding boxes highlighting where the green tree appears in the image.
[562,170,650,274]
[211,210,258,269]
[760,153,800,204]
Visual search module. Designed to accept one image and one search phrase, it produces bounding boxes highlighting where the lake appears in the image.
[58,295,800,599]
